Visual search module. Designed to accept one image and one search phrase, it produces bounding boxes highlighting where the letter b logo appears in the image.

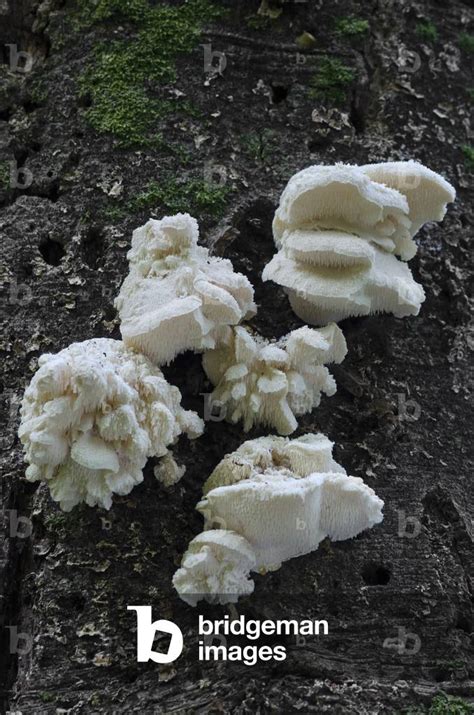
[128,606,183,663]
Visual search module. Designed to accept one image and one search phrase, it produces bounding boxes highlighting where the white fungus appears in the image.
[263,161,455,324]
[115,213,256,365]
[202,323,347,434]
[173,434,384,605]
[172,530,257,606]
[19,338,204,511]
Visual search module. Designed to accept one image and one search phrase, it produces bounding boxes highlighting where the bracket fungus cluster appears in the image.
[19,339,204,511]
[263,161,455,324]
[115,213,256,365]
[202,323,347,434]
[17,159,454,604]
[173,434,384,605]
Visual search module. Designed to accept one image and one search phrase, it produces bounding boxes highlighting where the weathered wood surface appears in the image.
[0,0,472,712]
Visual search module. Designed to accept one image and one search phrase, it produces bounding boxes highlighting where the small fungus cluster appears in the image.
[115,213,255,365]
[173,434,384,604]
[19,339,203,511]
[203,323,346,434]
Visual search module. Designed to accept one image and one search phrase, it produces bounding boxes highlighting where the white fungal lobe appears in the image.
[173,434,383,605]
[172,530,257,607]
[263,161,455,324]
[19,338,204,511]
[115,213,256,364]
[202,323,347,435]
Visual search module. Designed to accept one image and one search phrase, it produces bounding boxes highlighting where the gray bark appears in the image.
[1,0,473,712]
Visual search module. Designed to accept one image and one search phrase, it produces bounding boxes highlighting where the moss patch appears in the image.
[0,161,10,190]
[416,21,438,43]
[245,13,273,31]
[77,0,223,147]
[461,145,474,171]
[334,16,369,37]
[310,56,355,104]
[241,129,278,163]
[459,33,474,53]
[427,693,473,714]
[39,692,56,703]
[405,693,474,715]
[44,511,68,537]
[128,177,231,217]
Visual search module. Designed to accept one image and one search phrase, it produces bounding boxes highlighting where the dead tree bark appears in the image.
[1,0,472,712]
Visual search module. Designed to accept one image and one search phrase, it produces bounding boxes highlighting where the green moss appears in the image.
[76,0,150,25]
[467,88,474,100]
[334,16,369,37]
[245,13,272,30]
[29,79,49,105]
[77,0,223,146]
[428,694,473,714]
[461,145,474,171]
[241,129,277,163]
[416,21,438,42]
[102,203,127,222]
[310,56,354,104]
[128,177,230,216]
[0,161,10,190]
[405,693,474,715]
[459,33,474,53]
[39,692,56,703]
[44,512,68,535]
[90,693,102,707]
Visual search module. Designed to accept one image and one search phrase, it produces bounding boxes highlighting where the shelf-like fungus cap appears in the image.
[263,239,426,325]
[272,161,455,261]
[198,471,383,571]
[203,433,346,494]
[174,434,383,605]
[281,229,376,268]
[19,338,204,511]
[361,160,456,239]
[115,214,255,365]
[172,530,256,606]
[272,164,411,256]
[263,249,373,323]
